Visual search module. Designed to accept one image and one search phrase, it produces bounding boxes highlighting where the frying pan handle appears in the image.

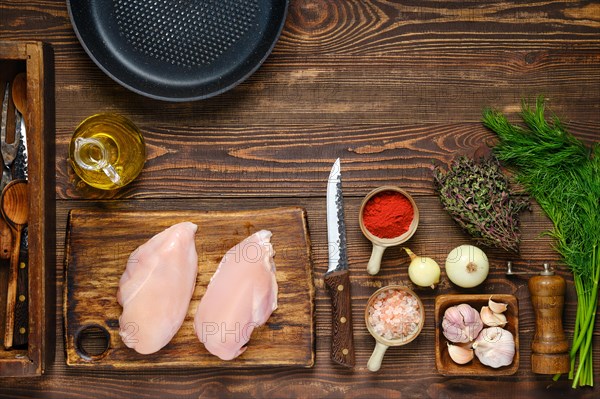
[367,341,389,372]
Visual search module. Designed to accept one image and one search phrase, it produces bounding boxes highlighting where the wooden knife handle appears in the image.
[12,241,28,347]
[3,225,21,349]
[324,269,355,368]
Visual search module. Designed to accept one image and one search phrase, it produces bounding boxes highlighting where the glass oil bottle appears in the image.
[69,113,145,190]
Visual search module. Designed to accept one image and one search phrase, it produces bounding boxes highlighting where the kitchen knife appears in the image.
[323,158,355,367]
[11,107,28,347]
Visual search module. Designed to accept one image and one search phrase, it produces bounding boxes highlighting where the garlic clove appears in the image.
[488,296,508,314]
[457,303,484,341]
[473,327,515,368]
[447,342,474,365]
[480,306,507,327]
[442,304,483,343]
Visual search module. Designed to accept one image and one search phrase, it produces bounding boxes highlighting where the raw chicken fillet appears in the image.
[117,222,199,354]
[194,230,278,360]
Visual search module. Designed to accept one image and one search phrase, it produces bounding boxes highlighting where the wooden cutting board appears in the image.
[64,207,314,368]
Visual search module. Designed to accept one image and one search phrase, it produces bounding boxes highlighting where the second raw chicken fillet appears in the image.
[194,230,278,360]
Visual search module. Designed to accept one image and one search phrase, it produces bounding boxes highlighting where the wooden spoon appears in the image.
[1,179,28,349]
[11,73,26,115]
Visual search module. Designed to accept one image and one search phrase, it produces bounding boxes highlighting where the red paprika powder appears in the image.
[362,190,414,239]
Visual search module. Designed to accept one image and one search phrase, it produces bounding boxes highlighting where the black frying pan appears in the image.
[67,0,289,102]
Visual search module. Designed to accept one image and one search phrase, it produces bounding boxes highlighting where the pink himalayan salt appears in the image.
[368,289,421,341]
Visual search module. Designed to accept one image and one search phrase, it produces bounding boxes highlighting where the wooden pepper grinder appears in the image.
[528,263,570,374]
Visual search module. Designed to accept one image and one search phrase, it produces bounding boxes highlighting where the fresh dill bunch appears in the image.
[483,97,600,388]
[432,155,529,253]
[483,98,600,279]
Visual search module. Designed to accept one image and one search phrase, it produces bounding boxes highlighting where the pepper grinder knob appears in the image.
[528,263,570,374]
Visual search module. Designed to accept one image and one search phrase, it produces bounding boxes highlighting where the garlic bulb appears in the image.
[473,327,515,368]
[442,304,483,343]
[480,306,507,327]
[447,343,474,364]
[488,297,508,313]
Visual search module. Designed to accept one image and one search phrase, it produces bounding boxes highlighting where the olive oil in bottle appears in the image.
[69,113,145,190]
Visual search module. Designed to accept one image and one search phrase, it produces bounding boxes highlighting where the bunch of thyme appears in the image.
[483,97,600,388]
[433,155,529,253]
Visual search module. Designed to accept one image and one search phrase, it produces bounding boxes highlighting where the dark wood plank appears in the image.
[53,122,599,199]
[47,53,600,124]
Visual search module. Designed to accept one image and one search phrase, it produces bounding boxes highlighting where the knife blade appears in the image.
[13,115,27,180]
[323,158,355,367]
[11,105,28,347]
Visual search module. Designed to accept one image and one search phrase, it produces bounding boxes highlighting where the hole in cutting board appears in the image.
[75,324,110,360]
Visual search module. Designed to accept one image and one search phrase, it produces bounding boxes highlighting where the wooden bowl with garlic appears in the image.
[434,294,519,376]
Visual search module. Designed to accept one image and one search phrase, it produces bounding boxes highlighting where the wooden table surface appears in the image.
[1,0,599,398]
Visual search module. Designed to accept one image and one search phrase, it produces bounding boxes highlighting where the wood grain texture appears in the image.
[55,122,600,200]
[64,208,315,369]
[323,269,355,367]
[0,0,598,397]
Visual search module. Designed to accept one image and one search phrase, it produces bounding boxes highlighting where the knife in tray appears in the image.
[323,158,355,367]
[11,108,28,347]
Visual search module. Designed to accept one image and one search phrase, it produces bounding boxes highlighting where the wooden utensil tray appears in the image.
[0,41,55,377]
[64,208,315,369]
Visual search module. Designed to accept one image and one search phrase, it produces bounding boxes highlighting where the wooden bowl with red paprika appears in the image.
[359,186,419,275]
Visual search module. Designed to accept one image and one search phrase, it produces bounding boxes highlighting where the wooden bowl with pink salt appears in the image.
[365,285,425,372]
